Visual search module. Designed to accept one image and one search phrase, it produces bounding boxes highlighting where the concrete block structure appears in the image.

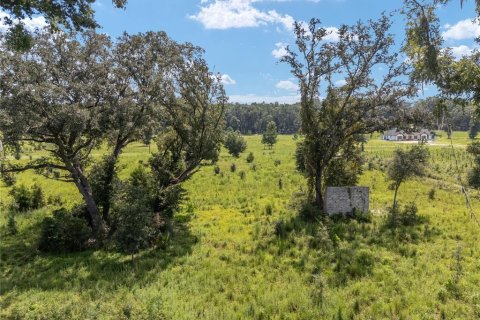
[324,186,369,215]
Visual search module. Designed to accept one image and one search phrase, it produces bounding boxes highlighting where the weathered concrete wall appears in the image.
[324,186,369,215]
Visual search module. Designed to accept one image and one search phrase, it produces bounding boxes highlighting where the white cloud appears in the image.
[442,18,480,40]
[444,45,477,60]
[293,21,339,42]
[323,26,340,42]
[22,16,48,31]
[0,10,47,33]
[229,94,299,104]
[189,0,294,31]
[335,79,346,86]
[272,42,288,58]
[220,74,236,85]
[275,80,298,91]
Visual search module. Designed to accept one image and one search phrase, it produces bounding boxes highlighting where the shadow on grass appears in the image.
[0,212,198,297]
[263,202,441,286]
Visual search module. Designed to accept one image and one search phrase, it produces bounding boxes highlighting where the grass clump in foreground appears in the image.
[1,133,480,319]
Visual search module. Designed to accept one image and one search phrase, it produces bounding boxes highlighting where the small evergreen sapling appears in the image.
[261,121,278,149]
[6,214,18,235]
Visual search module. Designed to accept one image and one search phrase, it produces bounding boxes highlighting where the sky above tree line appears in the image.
[1,0,479,104]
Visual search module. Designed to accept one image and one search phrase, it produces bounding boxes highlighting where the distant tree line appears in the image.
[224,98,474,136]
[224,103,300,134]
[410,97,477,133]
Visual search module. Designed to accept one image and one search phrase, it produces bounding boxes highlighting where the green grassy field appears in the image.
[1,132,480,319]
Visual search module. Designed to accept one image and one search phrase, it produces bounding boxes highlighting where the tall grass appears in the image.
[1,133,479,319]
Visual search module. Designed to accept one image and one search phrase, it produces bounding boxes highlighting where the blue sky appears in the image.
[14,0,480,103]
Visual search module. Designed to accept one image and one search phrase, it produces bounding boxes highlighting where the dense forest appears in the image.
[224,99,476,135]
[224,103,300,134]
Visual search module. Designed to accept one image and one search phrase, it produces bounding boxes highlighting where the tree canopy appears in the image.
[388,145,429,208]
[403,0,480,112]
[0,30,226,236]
[0,0,127,51]
[282,14,413,209]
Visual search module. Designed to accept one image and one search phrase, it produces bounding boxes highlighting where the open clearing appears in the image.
[1,132,480,319]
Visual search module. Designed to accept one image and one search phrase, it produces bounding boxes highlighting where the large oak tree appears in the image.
[282,14,413,209]
[0,30,226,236]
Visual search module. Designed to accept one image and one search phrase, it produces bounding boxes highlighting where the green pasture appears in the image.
[1,133,480,319]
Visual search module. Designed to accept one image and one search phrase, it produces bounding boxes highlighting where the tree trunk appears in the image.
[101,140,125,224]
[391,184,400,224]
[393,184,399,209]
[314,169,324,210]
[70,164,105,236]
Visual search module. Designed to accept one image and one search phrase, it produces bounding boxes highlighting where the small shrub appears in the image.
[468,168,480,189]
[387,202,421,228]
[311,274,326,306]
[6,214,18,235]
[214,165,221,175]
[9,183,45,212]
[239,170,246,180]
[71,203,91,225]
[278,178,283,190]
[112,184,158,254]
[428,188,436,200]
[10,184,32,212]
[47,195,63,206]
[30,183,45,209]
[367,162,375,170]
[274,159,281,166]
[1,171,16,186]
[354,210,372,223]
[251,164,256,171]
[38,208,93,253]
[274,219,287,238]
[309,224,333,251]
[401,202,419,226]
[230,163,236,173]
[300,202,321,221]
[246,152,254,163]
[265,203,273,215]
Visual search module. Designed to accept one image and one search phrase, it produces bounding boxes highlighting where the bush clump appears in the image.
[30,183,45,209]
[6,214,18,235]
[239,170,246,180]
[246,152,254,163]
[9,183,45,212]
[265,203,273,215]
[38,208,93,253]
[111,184,158,254]
[224,130,247,157]
[1,171,16,186]
[387,202,422,228]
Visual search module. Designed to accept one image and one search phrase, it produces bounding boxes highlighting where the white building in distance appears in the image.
[382,128,435,142]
